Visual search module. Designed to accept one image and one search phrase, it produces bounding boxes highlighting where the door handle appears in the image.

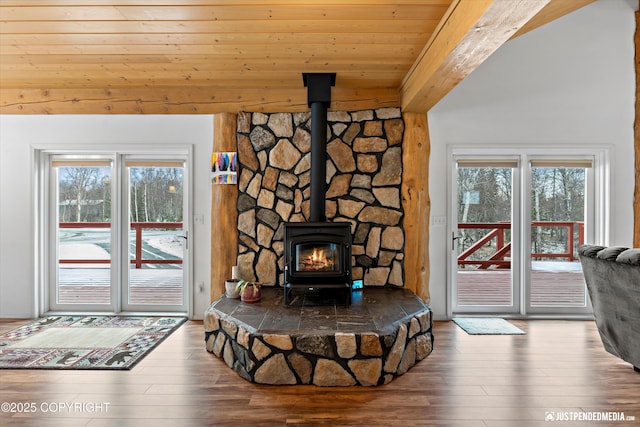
[178,230,188,250]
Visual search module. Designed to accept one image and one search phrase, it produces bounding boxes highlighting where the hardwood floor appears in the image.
[1,319,639,426]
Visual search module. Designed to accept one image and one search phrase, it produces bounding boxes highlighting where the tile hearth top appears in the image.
[209,286,429,335]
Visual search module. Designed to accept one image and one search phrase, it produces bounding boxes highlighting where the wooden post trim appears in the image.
[210,113,239,301]
[634,7,640,247]
[401,112,431,302]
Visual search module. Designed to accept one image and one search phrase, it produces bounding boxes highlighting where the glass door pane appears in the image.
[125,162,185,309]
[529,164,588,309]
[454,164,517,312]
[54,161,113,307]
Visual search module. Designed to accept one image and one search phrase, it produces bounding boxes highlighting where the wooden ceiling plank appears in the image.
[0,43,421,57]
[0,57,410,66]
[0,54,173,64]
[0,77,406,90]
[0,54,412,66]
[0,0,451,6]
[0,6,127,21]
[0,69,406,85]
[0,61,411,72]
[0,79,405,90]
[0,70,407,82]
[401,0,551,113]
[0,32,432,46]
[0,5,450,21]
[0,19,438,34]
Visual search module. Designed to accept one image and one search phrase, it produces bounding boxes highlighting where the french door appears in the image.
[451,150,600,317]
[453,159,520,314]
[46,153,189,313]
[525,159,594,315]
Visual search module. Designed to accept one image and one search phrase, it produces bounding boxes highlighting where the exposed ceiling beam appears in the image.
[0,87,400,114]
[400,0,551,113]
[512,0,597,38]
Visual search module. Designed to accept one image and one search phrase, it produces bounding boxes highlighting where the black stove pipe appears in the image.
[309,101,327,222]
[303,73,336,222]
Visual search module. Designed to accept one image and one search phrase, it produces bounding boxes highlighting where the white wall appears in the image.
[0,115,213,319]
[427,0,637,319]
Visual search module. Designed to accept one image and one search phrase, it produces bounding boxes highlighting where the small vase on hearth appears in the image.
[225,279,241,299]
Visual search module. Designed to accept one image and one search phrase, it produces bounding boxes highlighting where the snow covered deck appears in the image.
[57,268,183,305]
[457,262,587,307]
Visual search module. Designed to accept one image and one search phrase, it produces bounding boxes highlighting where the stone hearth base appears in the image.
[204,287,433,386]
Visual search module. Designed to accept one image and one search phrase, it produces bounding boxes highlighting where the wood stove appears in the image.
[282,72,352,306]
[283,222,352,305]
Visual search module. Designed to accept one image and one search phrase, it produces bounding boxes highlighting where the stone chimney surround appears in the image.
[235,108,405,288]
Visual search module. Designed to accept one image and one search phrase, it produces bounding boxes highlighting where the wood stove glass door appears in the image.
[294,242,341,274]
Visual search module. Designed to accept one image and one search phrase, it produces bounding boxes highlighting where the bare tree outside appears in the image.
[58,167,110,222]
[457,167,512,265]
[530,167,585,258]
[457,166,585,267]
[129,167,183,223]
[58,166,183,223]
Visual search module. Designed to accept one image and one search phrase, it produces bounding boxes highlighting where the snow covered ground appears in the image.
[58,243,110,268]
[59,243,110,259]
[58,230,182,268]
[531,260,583,272]
[145,236,183,258]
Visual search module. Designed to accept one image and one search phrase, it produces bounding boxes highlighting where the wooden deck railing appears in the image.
[457,221,584,269]
[59,222,183,268]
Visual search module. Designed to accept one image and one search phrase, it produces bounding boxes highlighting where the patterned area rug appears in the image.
[453,317,525,335]
[0,315,186,370]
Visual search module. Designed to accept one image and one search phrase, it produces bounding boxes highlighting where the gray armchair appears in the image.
[578,245,640,372]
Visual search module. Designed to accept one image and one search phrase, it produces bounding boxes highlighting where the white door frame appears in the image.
[447,144,610,318]
[35,144,192,316]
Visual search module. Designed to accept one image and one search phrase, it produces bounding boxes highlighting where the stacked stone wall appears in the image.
[235,108,405,287]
